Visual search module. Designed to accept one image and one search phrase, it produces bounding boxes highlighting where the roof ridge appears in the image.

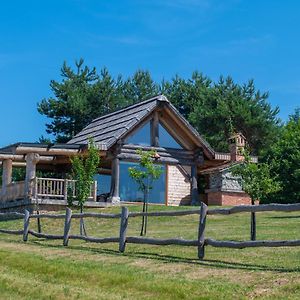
[89,94,168,124]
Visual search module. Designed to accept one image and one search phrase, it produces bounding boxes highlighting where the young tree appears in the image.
[70,139,100,235]
[232,151,281,240]
[128,149,162,236]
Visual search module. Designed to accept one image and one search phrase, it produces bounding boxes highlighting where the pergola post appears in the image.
[25,153,40,197]
[109,157,120,204]
[1,159,13,197]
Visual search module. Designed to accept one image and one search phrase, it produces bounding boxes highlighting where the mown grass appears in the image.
[0,204,299,299]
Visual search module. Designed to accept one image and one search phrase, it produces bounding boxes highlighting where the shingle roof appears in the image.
[67,95,216,156]
[67,95,164,149]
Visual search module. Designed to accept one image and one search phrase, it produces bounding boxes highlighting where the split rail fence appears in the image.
[0,203,300,259]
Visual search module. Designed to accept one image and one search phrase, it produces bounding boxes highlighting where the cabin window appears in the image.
[126,122,151,146]
[159,123,183,149]
[126,119,184,149]
[94,174,111,195]
[119,161,166,203]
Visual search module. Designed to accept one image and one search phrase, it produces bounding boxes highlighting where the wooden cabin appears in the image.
[0,95,256,211]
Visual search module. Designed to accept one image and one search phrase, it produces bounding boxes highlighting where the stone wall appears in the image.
[221,170,243,192]
[167,165,191,206]
[208,170,243,192]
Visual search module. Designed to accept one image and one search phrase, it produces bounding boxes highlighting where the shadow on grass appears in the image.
[268,215,300,219]
[15,238,299,274]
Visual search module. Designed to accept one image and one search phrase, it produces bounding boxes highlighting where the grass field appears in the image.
[0,204,299,299]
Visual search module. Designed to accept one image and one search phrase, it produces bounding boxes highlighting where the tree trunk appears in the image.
[80,205,87,236]
[144,187,149,236]
[251,198,256,241]
[140,193,146,236]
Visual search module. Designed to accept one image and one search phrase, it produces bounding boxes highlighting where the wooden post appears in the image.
[63,207,72,246]
[25,153,40,197]
[1,159,12,198]
[110,157,120,203]
[23,209,30,242]
[250,199,256,241]
[251,213,256,241]
[93,180,97,201]
[33,177,38,200]
[63,179,68,202]
[191,164,198,205]
[119,206,129,253]
[151,111,159,147]
[198,202,208,260]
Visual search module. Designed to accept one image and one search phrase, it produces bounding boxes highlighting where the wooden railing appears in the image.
[0,181,26,202]
[34,177,97,202]
[0,203,299,260]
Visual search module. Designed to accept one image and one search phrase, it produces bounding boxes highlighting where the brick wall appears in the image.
[207,191,252,206]
[167,165,191,206]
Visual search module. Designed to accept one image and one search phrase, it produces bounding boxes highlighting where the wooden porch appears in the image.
[0,177,98,203]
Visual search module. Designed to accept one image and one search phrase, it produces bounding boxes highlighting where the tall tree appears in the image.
[122,70,159,106]
[38,59,98,142]
[265,116,300,203]
[189,77,280,155]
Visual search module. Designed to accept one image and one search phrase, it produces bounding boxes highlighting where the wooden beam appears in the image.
[117,153,194,166]
[15,146,81,156]
[151,111,159,147]
[191,164,198,205]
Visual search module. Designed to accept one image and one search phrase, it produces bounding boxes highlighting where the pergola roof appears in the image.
[0,142,85,163]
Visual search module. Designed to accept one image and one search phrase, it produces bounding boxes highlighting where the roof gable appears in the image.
[67,95,215,157]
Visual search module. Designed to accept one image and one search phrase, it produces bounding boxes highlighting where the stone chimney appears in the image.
[229,133,246,161]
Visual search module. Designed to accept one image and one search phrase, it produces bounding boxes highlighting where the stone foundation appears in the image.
[207,191,251,206]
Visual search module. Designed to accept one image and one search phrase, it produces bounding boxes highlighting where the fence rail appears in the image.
[0,203,299,259]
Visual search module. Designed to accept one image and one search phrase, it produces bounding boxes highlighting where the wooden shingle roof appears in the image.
[67,94,215,156]
[67,95,165,149]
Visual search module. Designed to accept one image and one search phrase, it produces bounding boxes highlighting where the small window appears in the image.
[159,123,183,149]
[126,122,151,146]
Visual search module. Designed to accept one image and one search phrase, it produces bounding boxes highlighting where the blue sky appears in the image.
[0,0,299,147]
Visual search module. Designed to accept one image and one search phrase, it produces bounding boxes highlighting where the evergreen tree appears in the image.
[189,77,280,155]
[265,116,300,203]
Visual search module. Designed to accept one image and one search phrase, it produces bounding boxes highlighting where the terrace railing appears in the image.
[0,177,98,203]
[33,177,97,202]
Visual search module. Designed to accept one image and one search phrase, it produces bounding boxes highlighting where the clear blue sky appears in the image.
[0,0,299,147]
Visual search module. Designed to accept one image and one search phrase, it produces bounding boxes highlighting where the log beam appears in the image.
[1,159,12,197]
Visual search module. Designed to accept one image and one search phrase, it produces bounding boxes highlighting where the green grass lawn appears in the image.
[0,204,299,299]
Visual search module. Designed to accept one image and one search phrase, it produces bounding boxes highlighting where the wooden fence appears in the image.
[0,203,300,260]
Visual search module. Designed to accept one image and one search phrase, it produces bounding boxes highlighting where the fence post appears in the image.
[23,210,30,242]
[63,179,68,202]
[63,207,72,246]
[198,202,208,260]
[119,206,129,253]
[251,212,256,241]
